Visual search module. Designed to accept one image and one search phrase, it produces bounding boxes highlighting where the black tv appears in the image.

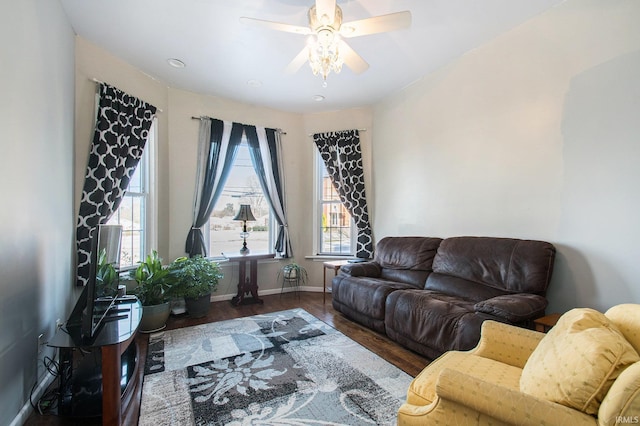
[68,225,122,342]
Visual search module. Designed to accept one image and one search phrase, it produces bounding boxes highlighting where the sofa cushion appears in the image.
[425,272,507,303]
[337,261,381,278]
[375,237,442,287]
[385,290,489,359]
[431,236,556,295]
[474,293,548,323]
[597,361,640,426]
[520,308,640,415]
[331,275,416,333]
[606,303,640,353]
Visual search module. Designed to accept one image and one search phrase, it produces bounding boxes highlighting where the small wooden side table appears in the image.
[227,253,275,306]
[322,260,351,303]
[533,313,562,333]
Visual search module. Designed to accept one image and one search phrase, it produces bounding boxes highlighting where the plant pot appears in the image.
[170,297,186,315]
[185,293,211,318]
[284,267,298,279]
[139,302,171,333]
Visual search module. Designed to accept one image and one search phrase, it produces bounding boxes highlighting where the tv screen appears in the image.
[69,224,122,341]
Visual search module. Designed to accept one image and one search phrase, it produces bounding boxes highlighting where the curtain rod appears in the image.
[90,78,163,113]
[308,128,366,137]
[190,116,286,135]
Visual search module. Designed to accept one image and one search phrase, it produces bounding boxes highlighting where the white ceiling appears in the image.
[59,0,564,113]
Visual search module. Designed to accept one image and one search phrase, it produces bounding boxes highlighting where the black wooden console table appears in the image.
[227,253,275,305]
[48,298,142,425]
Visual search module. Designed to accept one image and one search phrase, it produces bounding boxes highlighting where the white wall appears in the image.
[372,0,640,313]
[0,1,75,424]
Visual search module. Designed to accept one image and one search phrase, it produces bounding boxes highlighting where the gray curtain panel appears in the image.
[185,118,244,257]
[245,125,292,258]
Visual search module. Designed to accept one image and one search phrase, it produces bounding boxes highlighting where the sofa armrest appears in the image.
[435,368,596,426]
[472,320,544,368]
[338,261,381,278]
[474,293,548,323]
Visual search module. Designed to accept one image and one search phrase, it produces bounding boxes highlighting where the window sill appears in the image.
[305,255,357,261]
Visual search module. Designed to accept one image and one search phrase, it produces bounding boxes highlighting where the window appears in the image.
[106,121,156,268]
[207,141,274,256]
[316,152,355,255]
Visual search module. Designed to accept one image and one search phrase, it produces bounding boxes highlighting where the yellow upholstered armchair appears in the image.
[398,304,640,426]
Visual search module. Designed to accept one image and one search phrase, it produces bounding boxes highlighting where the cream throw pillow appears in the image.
[520,308,640,415]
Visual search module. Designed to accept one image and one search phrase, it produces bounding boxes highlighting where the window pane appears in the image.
[321,202,352,254]
[318,158,353,255]
[107,193,145,266]
[106,133,151,268]
[209,143,272,255]
[127,159,143,193]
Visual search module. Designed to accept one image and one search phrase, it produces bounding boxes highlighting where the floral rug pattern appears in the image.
[139,309,412,425]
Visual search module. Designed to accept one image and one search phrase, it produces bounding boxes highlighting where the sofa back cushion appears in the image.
[375,237,442,288]
[424,273,508,303]
[427,236,556,296]
[520,308,639,416]
[599,304,640,425]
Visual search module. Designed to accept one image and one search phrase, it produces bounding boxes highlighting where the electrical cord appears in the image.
[30,355,61,415]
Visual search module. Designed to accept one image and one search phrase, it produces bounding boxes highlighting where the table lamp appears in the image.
[233,204,256,254]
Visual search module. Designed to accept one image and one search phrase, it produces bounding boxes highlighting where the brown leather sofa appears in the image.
[332,236,556,359]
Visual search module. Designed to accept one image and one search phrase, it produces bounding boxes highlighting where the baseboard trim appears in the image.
[10,370,57,426]
[210,286,324,302]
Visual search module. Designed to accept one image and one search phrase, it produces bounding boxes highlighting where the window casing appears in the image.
[206,140,274,256]
[106,120,157,268]
[315,152,355,256]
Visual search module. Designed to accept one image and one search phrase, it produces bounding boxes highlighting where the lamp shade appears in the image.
[233,204,256,222]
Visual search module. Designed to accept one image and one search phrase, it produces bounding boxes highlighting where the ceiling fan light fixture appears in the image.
[309,5,342,31]
[241,1,410,83]
[307,32,343,85]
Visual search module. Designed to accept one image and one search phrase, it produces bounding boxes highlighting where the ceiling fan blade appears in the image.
[339,40,369,74]
[285,46,310,74]
[240,17,311,35]
[315,0,337,24]
[340,11,411,38]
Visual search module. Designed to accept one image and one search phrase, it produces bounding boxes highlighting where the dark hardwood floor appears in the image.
[25,292,430,425]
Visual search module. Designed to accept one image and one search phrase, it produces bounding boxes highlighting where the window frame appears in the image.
[314,150,356,256]
[106,119,157,270]
[205,138,276,257]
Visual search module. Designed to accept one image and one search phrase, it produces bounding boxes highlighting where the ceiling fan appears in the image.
[240,0,411,85]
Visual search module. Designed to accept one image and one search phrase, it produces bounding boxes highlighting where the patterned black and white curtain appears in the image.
[76,83,157,286]
[245,126,292,258]
[185,118,244,257]
[314,130,374,259]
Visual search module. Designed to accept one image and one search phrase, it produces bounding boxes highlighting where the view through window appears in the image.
[106,126,153,268]
[318,154,354,255]
[208,142,272,256]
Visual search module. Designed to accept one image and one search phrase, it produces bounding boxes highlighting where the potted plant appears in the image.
[169,255,223,318]
[95,248,119,298]
[278,262,308,295]
[131,250,175,332]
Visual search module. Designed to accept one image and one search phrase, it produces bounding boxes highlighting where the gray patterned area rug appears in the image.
[139,308,412,425]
